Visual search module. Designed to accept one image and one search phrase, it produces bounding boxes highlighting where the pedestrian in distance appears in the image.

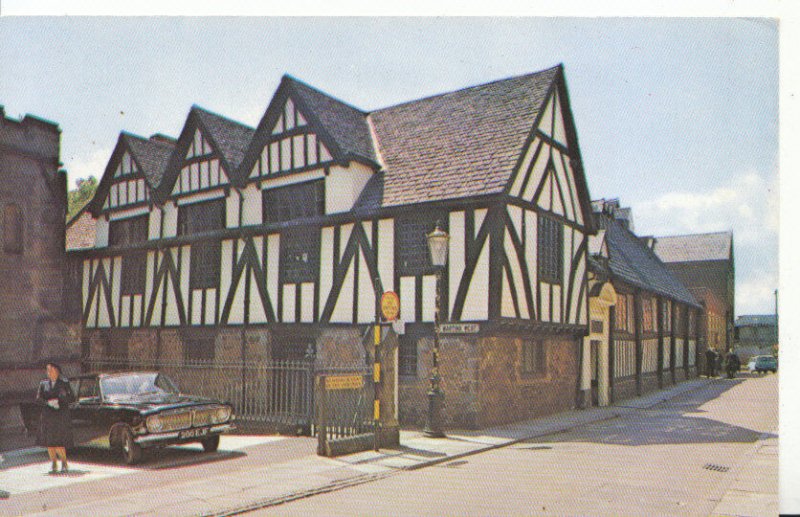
[725,349,741,379]
[36,362,75,474]
[705,348,716,378]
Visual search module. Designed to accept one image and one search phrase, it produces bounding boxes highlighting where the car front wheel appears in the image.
[201,435,220,453]
[121,429,143,465]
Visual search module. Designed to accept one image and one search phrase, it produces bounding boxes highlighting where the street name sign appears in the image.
[438,323,480,334]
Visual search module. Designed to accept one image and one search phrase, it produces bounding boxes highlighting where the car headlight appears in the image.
[146,414,164,433]
[211,406,231,424]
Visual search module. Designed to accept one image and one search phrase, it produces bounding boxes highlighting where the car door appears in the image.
[71,378,108,447]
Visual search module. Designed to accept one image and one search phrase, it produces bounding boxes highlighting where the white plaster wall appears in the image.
[95,217,109,247]
[325,162,373,214]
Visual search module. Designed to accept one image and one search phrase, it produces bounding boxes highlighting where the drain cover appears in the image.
[444,460,468,468]
[517,445,553,450]
[703,463,730,472]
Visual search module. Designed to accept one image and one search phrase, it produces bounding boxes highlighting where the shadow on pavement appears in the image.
[534,379,777,447]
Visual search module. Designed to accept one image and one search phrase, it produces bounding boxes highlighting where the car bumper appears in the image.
[134,423,236,447]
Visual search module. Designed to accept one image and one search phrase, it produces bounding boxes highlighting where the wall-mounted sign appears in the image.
[381,291,400,321]
[325,375,364,391]
[439,323,480,334]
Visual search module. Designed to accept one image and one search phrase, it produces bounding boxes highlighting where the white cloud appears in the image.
[736,271,778,316]
[632,170,778,246]
[64,148,111,189]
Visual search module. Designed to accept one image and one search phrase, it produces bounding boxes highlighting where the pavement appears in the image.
[0,375,776,516]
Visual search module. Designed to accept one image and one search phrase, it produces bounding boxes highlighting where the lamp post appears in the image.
[424,220,449,438]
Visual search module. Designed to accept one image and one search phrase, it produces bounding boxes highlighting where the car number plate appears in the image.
[179,428,209,439]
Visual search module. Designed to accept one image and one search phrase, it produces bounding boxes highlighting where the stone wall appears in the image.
[397,331,581,429]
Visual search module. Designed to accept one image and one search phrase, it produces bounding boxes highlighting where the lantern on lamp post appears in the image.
[424,220,449,438]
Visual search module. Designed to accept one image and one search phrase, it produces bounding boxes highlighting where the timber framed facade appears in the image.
[71,66,700,428]
[582,200,703,407]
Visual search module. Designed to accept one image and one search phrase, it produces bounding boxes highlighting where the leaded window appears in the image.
[396,212,447,276]
[282,226,319,284]
[109,214,148,247]
[537,215,562,284]
[263,180,324,224]
[121,251,147,295]
[177,198,225,236]
[398,334,418,377]
[521,339,547,376]
[190,240,221,289]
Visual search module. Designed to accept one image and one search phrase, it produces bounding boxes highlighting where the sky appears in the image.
[0,17,779,315]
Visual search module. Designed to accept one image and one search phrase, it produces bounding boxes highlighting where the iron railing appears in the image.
[81,356,315,430]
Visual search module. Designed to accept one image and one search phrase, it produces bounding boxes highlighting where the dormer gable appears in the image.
[88,132,175,217]
[239,75,380,186]
[155,106,254,202]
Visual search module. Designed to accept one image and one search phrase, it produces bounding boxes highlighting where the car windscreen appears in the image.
[101,373,179,400]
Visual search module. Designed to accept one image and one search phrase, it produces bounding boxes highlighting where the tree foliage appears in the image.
[67,176,98,220]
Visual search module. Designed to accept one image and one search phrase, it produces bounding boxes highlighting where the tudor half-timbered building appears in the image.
[76,65,600,428]
[583,199,703,407]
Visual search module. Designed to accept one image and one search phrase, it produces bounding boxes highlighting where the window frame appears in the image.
[281,226,320,284]
[121,250,147,295]
[521,339,547,377]
[108,214,149,248]
[189,240,221,290]
[398,334,418,379]
[177,198,226,237]
[262,179,325,224]
[537,214,563,284]
[395,211,448,276]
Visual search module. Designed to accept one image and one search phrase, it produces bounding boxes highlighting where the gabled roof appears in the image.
[735,314,777,327]
[154,106,255,202]
[287,76,379,166]
[124,133,175,190]
[368,66,561,208]
[652,231,733,263]
[88,132,175,216]
[192,106,255,171]
[593,213,699,307]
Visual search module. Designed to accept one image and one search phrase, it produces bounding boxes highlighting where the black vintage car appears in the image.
[20,371,235,465]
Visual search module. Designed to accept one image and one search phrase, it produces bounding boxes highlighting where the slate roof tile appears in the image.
[594,213,699,307]
[193,107,255,170]
[652,232,732,263]
[123,133,175,189]
[361,66,560,207]
[287,78,379,165]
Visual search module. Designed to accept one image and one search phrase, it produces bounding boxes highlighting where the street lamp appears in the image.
[424,220,449,438]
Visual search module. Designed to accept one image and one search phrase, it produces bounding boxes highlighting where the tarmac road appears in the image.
[260,373,778,516]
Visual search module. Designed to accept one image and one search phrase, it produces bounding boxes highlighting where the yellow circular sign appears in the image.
[381,291,400,321]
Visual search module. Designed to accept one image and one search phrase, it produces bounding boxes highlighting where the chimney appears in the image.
[150,133,176,145]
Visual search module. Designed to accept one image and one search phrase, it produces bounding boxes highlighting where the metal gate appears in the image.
[315,366,375,457]
[82,356,315,432]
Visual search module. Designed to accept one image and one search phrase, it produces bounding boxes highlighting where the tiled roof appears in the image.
[652,232,732,263]
[193,106,255,171]
[368,66,560,207]
[65,208,96,250]
[735,314,777,327]
[123,133,175,189]
[594,213,699,307]
[287,77,379,166]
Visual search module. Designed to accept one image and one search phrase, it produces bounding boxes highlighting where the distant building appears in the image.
[0,106,80,432]
[734,314,777,361]
[652,231,734,353]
